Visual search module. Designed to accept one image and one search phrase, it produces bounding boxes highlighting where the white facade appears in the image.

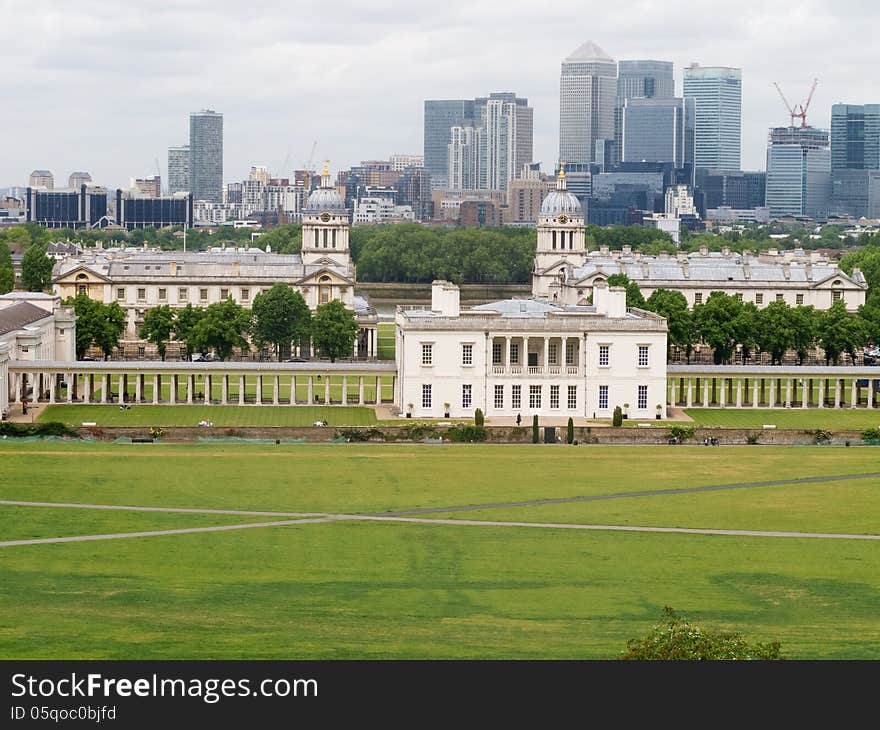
[353,198,414,224]
[396,281,668,420]
[389,154,424,172]
[665,185,697,217]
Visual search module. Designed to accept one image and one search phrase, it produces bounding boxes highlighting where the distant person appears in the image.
[516,413,522,426]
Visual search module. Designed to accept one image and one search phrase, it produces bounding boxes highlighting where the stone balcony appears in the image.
[491,365,580,377]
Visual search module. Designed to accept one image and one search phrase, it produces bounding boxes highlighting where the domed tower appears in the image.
[532,163,586,299]
[301,163,351,268]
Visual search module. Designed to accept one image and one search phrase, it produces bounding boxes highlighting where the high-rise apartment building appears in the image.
[615,60,675,165]
[683,65,742,171]
[477,93,533,192]
[389,154,424,172]
[189,110,223,202]
[423,100,476,189]
[765,126,830,219]
[68,172,92,189]
[168,145,190,195]
[559,41,617,165]
[29,170,54,189]
[621,97,694,174]
[448,126,483,191]
[830,103,880,218]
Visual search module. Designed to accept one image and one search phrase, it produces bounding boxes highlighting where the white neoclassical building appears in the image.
[396,280,668,421]
[51,166,380,358]
[1,292,76,416]
[532,167,868,311]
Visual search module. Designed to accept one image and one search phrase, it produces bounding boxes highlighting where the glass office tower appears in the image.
[683,65,742,171]
[189,110,223,203]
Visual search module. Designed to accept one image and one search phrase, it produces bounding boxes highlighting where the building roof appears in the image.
[0,292,57,301]
[565,41,613,63]
[0,302,50,336]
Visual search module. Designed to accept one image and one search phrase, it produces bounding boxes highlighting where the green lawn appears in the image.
[377,322,395,360]
[1,443,879,659]
[684,408,880,430]
[37,405,378,427]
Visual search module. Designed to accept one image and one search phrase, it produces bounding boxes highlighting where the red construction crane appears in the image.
[773,79,818,128]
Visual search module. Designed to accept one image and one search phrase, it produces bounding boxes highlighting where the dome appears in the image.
[305,186,345,213]
[540,190,583,217]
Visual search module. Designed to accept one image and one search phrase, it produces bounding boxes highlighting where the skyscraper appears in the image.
[765,126,830,219]
[559,41,617,166]
[476,93,533,191]
[683,65,742,171]
[830,103,880,218]
[424,100,476,189]
[168,145,190,195]
[448,126,483,191]
[621,97,694,172]
[28,170,54,189]
[189,110,223,203]
[615,60,675,166]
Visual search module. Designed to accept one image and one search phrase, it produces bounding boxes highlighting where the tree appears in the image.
[566,417,574,445]
[694,292,743,364]
[621,607,784,660]
[531,414,539,443]
[0,266,13,295]
[251,283,312,359]
[790,305,819,365]
[474,408,484,427]
[817,300,867,365]
[0,239,12,269]
[173,304,205,360]
[756,301,795,365]
[189,299,252,361]
[62,295,126,359]
[606,273,646,308]
[645,289,694,360]
[94,302,126,360]
[612,406,623,427]
[310,299,358,363]
[140,305,176,360]
[21,243,54,291]
[734,301,760,363]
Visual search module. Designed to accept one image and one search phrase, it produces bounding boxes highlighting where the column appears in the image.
[342,376,348,405]
[785,379,792,408]
[239,376,245,406]
[719,378,726,407]
[221,375,228,405]
[307,376,313,404]
[736,379,743,408]
[358,376,364,405]
[170,375,177,405]
[702,378,709,407]
[686,378,693,408]
[290,376,296,405]
[273,376,279,405]
[834,379,841,409]
[135,373,142,403]
[66,372,73,403]
[187,375,194,404]
[543,337,550,373]
[505,337,511,370]
[49,374,56,404]
[768,379,776,408]
[256,375,262,405]
[868,381,874,409]
[376,376,382,404]
[818,379,824,408]
[153,375,160,405]
[98,374,105,404]
[324,375,331,404]
[752,379,759,408]
[850,380,858,409]
[801,379,808,408]
[670,377,677,407]
[204,375,211,405]
[118,375,125,404]
[523,337,530,369]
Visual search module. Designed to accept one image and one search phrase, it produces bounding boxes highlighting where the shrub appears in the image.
[612,406,623,428]
[398,423,437,441]
[806,429,833,445]
[334,427,385,442]
[669,425,695,442]
[745,432,762,445]
[532,414,539,443]
[149,426,165,439]
[566,417,574,445]
[474,408,484,427]
[861,427,880,442]
[446,425,487,442]
[0,421,78,438]
[621,607,784,661]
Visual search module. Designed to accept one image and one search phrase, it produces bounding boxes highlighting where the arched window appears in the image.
[322,229,328,248]
[332,229,337,248]
[313,229,319,246]
[551,230,556,249]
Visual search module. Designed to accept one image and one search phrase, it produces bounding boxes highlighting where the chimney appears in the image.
[599,244,610,255]
[699,245,708,256]
[231,260,240,276]
[431,280,460,316]
[721,246,731,256]
[622,245,632,255]
[593,281,626,318]
[170,260,177,276]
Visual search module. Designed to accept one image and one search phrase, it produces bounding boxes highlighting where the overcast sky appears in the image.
[3,0,879,190]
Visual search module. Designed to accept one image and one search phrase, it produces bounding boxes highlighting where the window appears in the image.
[494,385,504,409]
[221,288,229,300]
[510,342,520,364]
[567,385,577,410]
[242,288,250,301]
[565,340,576,365]
[492,342,502,365]
[550,385,559,409]
[735,292,743,301]
[512,385,522,409]
[200,288,208,301]
[598,344,610,367]
[421,343,433,366]
[116,288,125,300]
[638,385,648,410]
[796,293,804,305]
[755,293,763,305]
[158,288,167,301]
[548,342,558,365]
[694,292,703,305]
[832,290,842,302]
[137,288,146,300]
[776,293,784,302]
[422,384,432,409]
[529,385,542,409]
[638,345,649,367]
[179,288,188,301]
[462,343,473,366]
[599,385,609,410]
[462,384,472,409]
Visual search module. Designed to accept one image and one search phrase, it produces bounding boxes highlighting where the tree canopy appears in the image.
[189,298,252,361]
[63,294,126,360]
[644,289,695,359]
[310,299,358,362]
[21,244,54,292]
[140,305,176,360]
[251,284,311,358]
[172,304,205,360]
[605,273,646,308]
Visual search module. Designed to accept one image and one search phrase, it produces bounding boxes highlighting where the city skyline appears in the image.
[4,0,880,190]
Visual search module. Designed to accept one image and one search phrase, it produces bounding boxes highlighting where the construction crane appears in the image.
[302,140,318,190]
[773,78,818,128]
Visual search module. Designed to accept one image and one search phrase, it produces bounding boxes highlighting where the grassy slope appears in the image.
[684,408,880,429]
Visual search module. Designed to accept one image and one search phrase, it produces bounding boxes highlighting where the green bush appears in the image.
[669,425,696,442]
[566,417,574,445]
[398,423,438,441]
[745,432,762,445]
[861,427,880,442]
[612,406,623,428]
[806,429,833,444]
[532,414,539,443]
[446,425,487,442]
[334,427,385,442]
[0,421,78,438]
[474,408,484,427]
